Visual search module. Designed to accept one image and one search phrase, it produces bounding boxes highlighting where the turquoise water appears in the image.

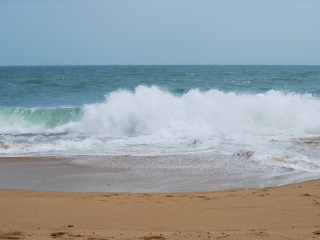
[1,65,320,188]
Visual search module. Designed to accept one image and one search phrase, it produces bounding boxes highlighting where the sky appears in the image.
[0,1,320,66]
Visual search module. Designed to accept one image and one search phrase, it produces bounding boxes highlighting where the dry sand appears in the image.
[1,179,320,240]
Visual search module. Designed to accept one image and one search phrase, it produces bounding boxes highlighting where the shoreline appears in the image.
[2,155,320,193]
[1,178,320,240]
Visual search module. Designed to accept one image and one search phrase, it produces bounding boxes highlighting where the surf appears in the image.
[2,86,320,137]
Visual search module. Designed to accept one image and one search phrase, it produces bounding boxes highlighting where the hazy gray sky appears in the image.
[1,1,319,65]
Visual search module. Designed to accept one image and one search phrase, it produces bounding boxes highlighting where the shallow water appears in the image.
[1,155,319,192]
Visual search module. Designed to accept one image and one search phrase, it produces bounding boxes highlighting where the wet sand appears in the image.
[1,179,320,240]
[1,156,319,193]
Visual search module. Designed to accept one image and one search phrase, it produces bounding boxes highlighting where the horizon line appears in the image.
[1,64,320,67]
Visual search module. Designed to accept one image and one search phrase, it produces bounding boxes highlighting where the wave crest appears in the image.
[1,86,320,137]
[0,107,82,135]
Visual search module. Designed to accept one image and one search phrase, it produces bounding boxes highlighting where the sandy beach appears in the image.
[1,179,320,240]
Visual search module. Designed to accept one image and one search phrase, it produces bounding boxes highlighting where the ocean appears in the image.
[1,65,320,192]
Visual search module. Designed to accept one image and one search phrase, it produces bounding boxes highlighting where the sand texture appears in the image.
[1,179,320,240]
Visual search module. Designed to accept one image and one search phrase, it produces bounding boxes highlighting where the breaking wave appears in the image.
[1,85,320,173]
[1,85,320,136]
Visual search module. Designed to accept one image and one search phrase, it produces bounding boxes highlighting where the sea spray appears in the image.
[78,86,320,137]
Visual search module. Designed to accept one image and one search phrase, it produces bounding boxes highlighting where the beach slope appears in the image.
[1,179,320,240]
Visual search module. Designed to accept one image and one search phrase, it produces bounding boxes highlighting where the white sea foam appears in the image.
[1,86,320,173]
[76,86,320,136]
